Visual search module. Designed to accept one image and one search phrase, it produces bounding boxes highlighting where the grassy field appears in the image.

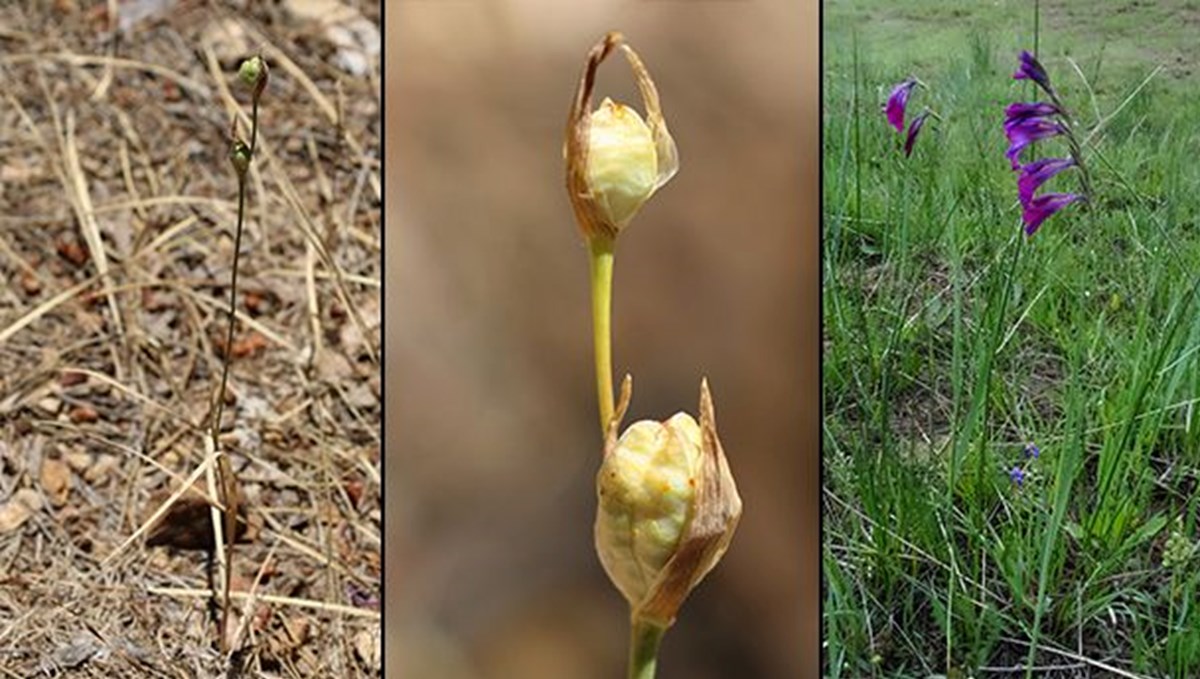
[824,1,1200,677]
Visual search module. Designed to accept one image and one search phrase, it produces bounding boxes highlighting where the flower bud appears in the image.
[230,138,252,179]
[566,32,678,243]
[238,55,269,101]
[595,377,742,627]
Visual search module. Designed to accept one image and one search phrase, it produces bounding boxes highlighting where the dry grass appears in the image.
[0,2,380,676]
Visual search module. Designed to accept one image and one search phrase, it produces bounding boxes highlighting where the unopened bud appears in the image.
[238,55,269,100]
[595,377,741,627]
[230,138,252,179]
[565,32,678,243]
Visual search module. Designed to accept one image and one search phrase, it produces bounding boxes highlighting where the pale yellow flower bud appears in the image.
[596,411,701,604]
[594,377,742,627]
[566,32,679,243]
[586,98,661,232]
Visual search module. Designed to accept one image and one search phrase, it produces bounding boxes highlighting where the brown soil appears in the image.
[0,2,380,676]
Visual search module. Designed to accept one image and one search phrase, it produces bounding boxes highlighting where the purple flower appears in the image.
[1013,50,1053,95]
[1004,102,1061,124]
[1004,117,1065,170]
[1017,157,1075,205]
[1010,466,1026,486]
[904,111,930,157]
[1023,192,1083,235]
[885,78,918,133]
[1024,442,1040,459]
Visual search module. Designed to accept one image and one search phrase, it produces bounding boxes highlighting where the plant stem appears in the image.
[588,236,616,435]
[210,94,257,654]
[213,176,246,452]
[627,617,666,679]
[250,98,259,155]
[213,95,258,452]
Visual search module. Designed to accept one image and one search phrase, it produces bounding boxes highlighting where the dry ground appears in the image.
[0,2,380,676]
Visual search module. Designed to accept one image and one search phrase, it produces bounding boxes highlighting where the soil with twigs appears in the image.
[0,2,380,676]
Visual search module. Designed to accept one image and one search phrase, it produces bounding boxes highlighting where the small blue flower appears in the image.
[1009,466,1026,486]
[1023,442,1040,459]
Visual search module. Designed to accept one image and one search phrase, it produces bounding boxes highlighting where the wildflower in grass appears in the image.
[1003,115,1065,170]
[1023,192,1084,235]
[1023,442,1041,459]
[1006,51,1092,234]
[903,111,930,157]
[1004,101,1061,125]
[884,77,918,133]
[1013,50,1054,98]
[1009,466,1026,486]
[1017,157,1075,205]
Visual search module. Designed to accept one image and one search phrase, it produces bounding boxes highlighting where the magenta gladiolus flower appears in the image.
[885,78,918,133]
[904,111,930,157]
[1004,117,1065,169]
[1023,192,1082,235]
[1004,102,1061,124]
[1006,52,1087,234]
[1017,157,1075,205]
[1013,50,1053,95]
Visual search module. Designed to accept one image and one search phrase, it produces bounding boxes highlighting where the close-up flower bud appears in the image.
[585,98,661,234]
[566,32,679,243]
[238,55,269,100]
[595,378,742,628]
[230,137,252,179]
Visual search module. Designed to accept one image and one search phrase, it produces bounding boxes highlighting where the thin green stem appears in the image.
[627,617,666,679]
[589,236,616,435]
[211,93,258,656]
[250,98,259,155]
[213,174,247,449]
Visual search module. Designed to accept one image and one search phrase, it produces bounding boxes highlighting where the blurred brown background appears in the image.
[388,2,817,677]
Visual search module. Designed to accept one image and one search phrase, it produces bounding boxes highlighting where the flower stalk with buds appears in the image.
[565,32,677,433]
[209,54,268,655]
[564,32,741,679]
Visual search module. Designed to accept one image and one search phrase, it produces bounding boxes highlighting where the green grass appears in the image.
[823,2,1200,677]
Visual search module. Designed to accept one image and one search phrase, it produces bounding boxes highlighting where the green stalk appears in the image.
[213,171,247,453]
[250,98,259,155]
[588,236,616,435]
[627,617,666,679]
[210,92,258,655]
[213,97,258,451]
